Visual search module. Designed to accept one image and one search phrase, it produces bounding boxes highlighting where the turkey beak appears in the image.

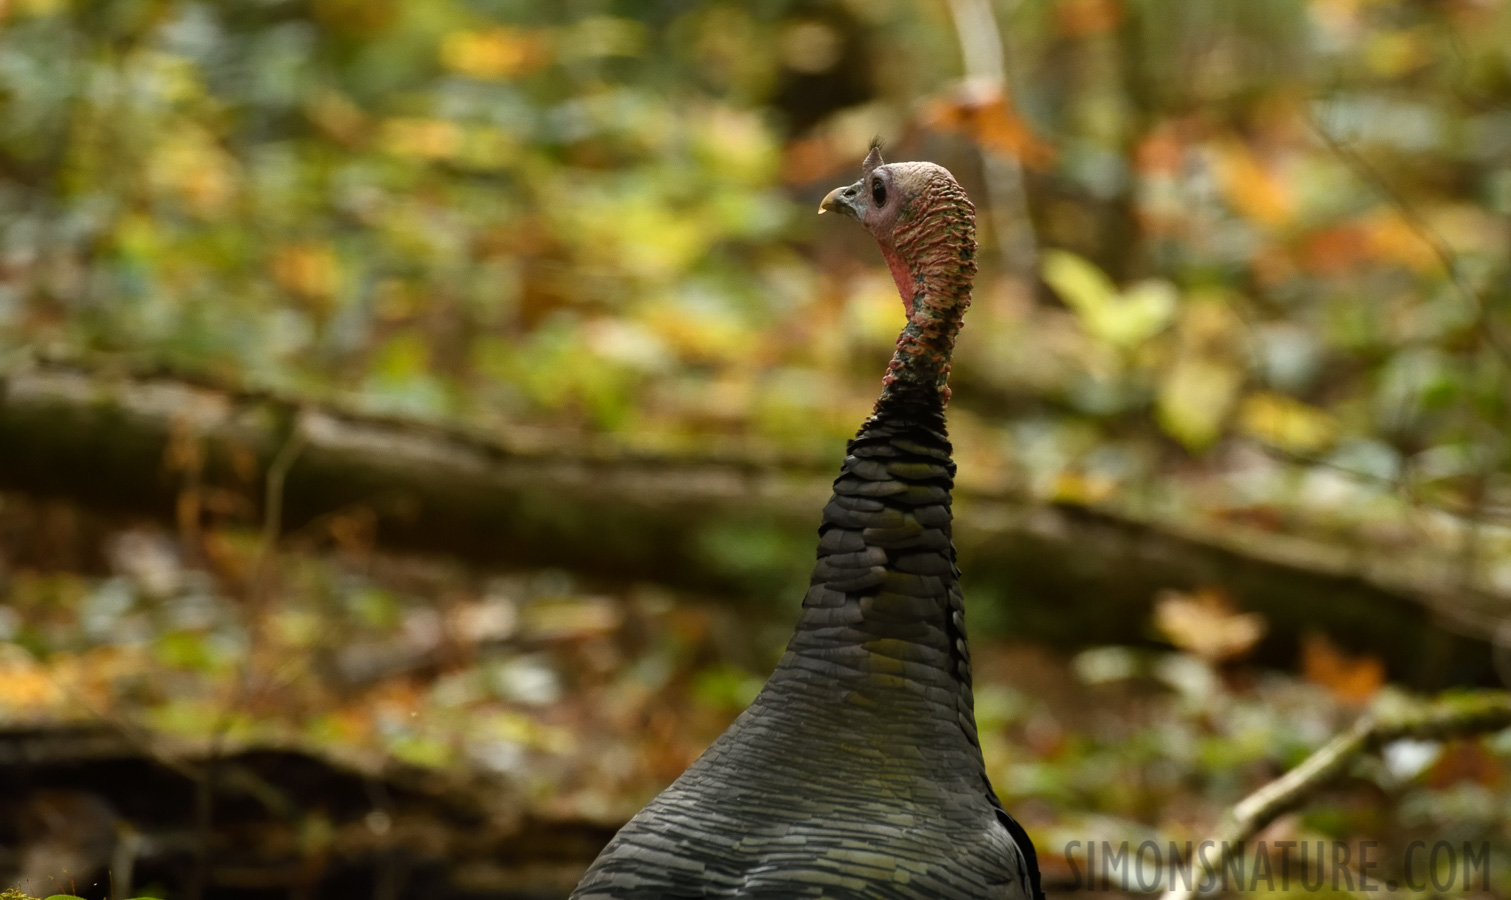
[819,181,865,220]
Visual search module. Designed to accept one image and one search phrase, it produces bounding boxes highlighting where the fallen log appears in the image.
[0,725,609,900]
[0,361,1500,686]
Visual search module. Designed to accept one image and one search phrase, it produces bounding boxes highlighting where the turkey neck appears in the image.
[762,196,984,772]
[876,171,976,407]
[770,385,982,764]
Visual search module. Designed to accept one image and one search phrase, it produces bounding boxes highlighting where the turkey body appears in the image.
[570,150,1043,900]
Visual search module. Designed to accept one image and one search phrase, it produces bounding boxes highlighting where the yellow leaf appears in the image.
[1364,28,1429,77]
[1043,249,1116,318]
[372,332,431,379]
[380,117,461,161]
[1051,470,1118,504]
[1157,356,1242,450]
[271,244,342,304]
[11,0,68,16]
[693,106,777,186]
[1107,280,1179,347]
[1156,294,1247,449]
[458,127,519,171]
[440,27,550,80]
[325,706,376,742]
[642,303,747,362]
[0,648,63,711]
[1361,211,1438,273]
[148,124,239,217]
[1238,392,1338,454]
[1042,250,1175,350]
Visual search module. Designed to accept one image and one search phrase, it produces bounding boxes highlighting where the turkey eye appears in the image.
[871,178,887,207]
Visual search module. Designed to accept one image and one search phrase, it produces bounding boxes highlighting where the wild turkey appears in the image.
[570,145,1045,900]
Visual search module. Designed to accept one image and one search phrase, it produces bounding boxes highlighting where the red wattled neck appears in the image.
[875,175,977,409]
[880,247,915,319]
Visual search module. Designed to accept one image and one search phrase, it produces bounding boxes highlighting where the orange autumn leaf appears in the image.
[1301,632,1384,705]
[1298,224,1372,275]
[305,90,370,146]
[1135,125,1188,176]
[1361,211,1439,272]
[1298,212,1438,276]
[781,133,847,185]
[1250,242,1298,285]
[1055,0,1124,37]
[326,704,377,742]
[0,654,63,711]
[1155,587,1267,662]
[1429,741,1503,789]
[923,83,1055,169]
[1214,139,1293,229]
[311,0,397,36]
[271,243,342,303]
[369,678,426,716]
[380,117,462,161]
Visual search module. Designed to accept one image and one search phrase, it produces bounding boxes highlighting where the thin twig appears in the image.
[1308,115,1511,369]
[189,415,307,900]
[253,414,309,603]
[1161,692,1511,900]
[232,411,310,713]
[221,413,308,715]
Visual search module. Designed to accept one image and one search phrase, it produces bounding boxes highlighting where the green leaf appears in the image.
[153,629,214,671]
[1042,249,1175,350]
[1042,249,1117,321]
[691,663,765,713]
[1108,280,1178,348]
[1157,356,1242,451]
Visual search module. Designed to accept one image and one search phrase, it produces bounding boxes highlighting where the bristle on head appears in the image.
[862,138,884,176]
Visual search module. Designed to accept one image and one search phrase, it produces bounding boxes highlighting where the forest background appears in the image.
[4,0,1511,897]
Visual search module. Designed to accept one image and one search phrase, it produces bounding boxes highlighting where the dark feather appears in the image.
[863,137,885,175]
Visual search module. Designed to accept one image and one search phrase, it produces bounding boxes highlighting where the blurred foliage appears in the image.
[5,0,1511,589]
[2,500,1510,894]
[7,0,1511,894]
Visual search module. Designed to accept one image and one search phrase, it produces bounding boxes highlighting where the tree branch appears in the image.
[1161,691,1511,900]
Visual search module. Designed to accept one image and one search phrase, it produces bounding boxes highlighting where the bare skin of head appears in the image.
[820,146,978,404]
